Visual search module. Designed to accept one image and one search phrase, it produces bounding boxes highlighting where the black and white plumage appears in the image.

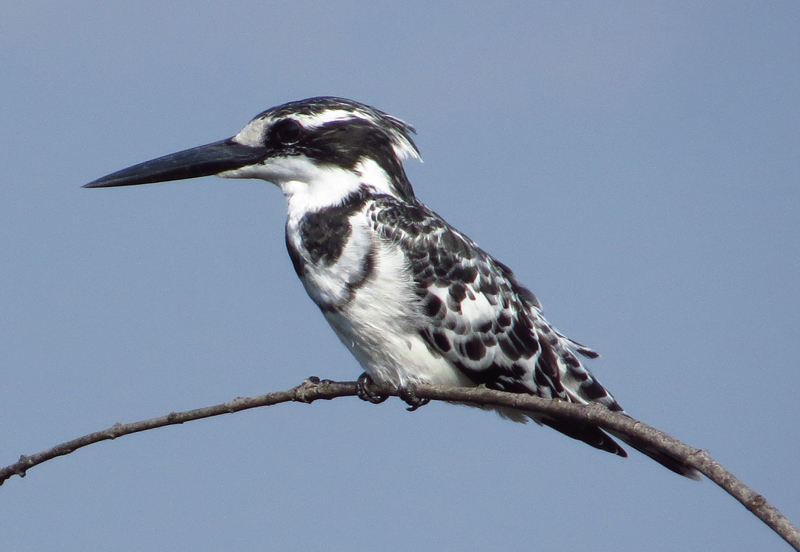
[85,97,698,478]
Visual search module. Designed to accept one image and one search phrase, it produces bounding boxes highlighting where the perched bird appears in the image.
[85,97,697,478]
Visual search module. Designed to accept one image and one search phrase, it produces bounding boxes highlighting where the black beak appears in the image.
[83,138,269,188]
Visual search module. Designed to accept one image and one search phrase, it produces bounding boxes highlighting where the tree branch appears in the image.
[2,378,797,550]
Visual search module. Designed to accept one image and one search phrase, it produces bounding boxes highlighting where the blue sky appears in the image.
[2,2,798,550]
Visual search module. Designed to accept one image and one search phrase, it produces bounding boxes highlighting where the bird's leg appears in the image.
[356,372,389,404]
[398,386,431,412]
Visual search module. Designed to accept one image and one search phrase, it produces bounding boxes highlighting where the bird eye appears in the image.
[272,119,303,145]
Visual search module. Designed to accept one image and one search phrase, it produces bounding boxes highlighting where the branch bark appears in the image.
[2,378,797,550]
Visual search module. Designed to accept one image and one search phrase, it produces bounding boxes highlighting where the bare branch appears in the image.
[2,378,797,550]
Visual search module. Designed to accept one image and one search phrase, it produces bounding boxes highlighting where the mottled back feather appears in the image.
[365,195,630,455]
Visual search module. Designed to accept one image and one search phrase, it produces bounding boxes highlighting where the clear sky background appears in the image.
[2,2,798,551]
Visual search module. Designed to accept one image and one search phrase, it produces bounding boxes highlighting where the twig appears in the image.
[1,378,797,550]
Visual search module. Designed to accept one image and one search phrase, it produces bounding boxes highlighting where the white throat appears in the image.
[219,155,397,221]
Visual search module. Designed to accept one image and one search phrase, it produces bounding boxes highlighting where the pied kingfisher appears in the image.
[85,97,697,478]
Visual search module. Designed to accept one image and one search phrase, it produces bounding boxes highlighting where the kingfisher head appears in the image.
[84,97,421,207]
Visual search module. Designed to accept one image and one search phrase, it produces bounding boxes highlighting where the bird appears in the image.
[85,96,698,478]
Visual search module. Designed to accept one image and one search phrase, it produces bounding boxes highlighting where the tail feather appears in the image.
[609,430,702,480]
[538,416,627,457]
[539,336,700,479]
[536,414,701,479]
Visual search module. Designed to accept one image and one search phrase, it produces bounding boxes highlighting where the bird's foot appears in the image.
[399,386,431,412]
[356,373,388,404]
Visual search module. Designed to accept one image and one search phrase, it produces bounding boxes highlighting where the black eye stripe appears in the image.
[271,118,303,145]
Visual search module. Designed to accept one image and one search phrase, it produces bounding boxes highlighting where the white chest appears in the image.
[286,211,469,388]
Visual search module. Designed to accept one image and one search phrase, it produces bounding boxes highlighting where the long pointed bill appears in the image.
[83,138,269,188]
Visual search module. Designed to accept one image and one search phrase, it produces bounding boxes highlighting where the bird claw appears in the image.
[356,374,430,411]
[399,386,430,411]
[356,373,388,404]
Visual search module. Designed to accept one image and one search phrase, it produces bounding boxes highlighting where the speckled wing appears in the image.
[366,195,627,455]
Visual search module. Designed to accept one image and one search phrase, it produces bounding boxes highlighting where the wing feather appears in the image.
[366,197,628,454]
[365,195,703,476]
